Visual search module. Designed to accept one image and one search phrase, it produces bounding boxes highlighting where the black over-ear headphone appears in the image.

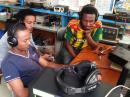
[79,4,99,21]
[7,22,24,47]
[56,61,101,95]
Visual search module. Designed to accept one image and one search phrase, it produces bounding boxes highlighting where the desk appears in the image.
[70,43,121,85]
[29,68,120,97]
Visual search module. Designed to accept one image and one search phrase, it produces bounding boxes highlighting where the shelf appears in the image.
[32,8,68,16]
[0,4,24,9]
[99,16,130,26]
[0,2,130,30]
[67,12,79,18]
[0,12,61,32]
[0,4,68,16]
[64,12,130,26]
[34,24,60,33]
[0,4,68,27]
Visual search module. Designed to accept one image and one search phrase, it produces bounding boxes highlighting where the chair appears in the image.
[55,27,66,64]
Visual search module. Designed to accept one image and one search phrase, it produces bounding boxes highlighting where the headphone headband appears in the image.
[79,4,99,21]
[56,61,101,95]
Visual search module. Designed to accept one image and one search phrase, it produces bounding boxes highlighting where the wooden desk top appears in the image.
[70,43,120,86]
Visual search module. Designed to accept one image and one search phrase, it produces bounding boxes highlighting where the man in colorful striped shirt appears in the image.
[63,4,103,64]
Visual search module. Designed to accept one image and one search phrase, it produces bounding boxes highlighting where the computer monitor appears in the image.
[102,25,119,43]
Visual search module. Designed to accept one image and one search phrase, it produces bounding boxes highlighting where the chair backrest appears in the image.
[54,28,66,64]
[55,27,66,56]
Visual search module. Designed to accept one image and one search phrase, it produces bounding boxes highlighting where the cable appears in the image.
[105,85,130,97]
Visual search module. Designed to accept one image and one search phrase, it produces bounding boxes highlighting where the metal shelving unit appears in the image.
[99,16,130,26]
[0,0,129,32]
[0,0,68,32]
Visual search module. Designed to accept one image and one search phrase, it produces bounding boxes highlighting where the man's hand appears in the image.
[41,54,50,59]
[97,74,102,81]
[41,54,54,62]
[84,29,93,36]
[83,28,97,49]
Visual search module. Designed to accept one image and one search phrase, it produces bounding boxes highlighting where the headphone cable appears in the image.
[105,85,130,97]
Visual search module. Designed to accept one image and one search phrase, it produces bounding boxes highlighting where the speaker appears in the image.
[7,36,18,47]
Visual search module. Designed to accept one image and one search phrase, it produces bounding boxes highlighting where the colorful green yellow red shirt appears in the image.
[64,19,103,50]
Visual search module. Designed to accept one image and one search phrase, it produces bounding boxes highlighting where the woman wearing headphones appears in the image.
[1,23,66,97]
[61,4,103,64]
